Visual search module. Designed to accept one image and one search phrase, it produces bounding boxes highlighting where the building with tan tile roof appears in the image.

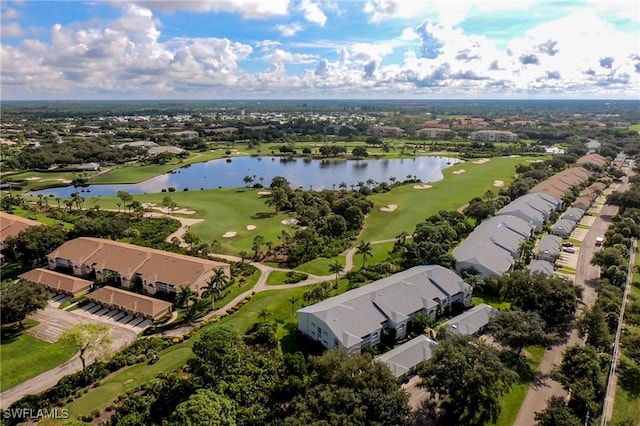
[529,167,592,199]
[576,153,607,168]
[0,212,42,249]
[47,237,229,296]
[87,286,172,320]
[19,268,92,296]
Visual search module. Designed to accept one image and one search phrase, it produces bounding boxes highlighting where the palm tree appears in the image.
[328,260,343,289]
[258,307,271,322]
[243,175,253,188]
[356,240,373,269]
[202,269,229,310]
[288,296,299,316]
[175,285,196,310]
[238,250,249,263]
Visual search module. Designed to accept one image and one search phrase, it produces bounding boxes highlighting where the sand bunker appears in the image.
[413,184,433,189]
[246,225,257,231]
[472,158,491,164]
[142,203,157,208]
[452,169,466,175]
[25,177,42,181]
[380,204,398,212]
[281,218,299,226]
[222,231,237,238]
[62,180,72,184]
[258,191,272,195]
[493,180,505,187]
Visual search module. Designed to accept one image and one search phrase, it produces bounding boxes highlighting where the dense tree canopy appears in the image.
[0,280,48,325]
[5,224,67,268]
[499,270,581,330]
[418,335,517,425]
[489,309,558,355]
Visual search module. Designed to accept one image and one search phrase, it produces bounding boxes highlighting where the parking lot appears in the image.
[73,302,152,334]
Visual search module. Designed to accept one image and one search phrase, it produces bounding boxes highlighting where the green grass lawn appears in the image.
[352,240,395,269]
[611,386,640,425]
[628,123,640,133]
[60,346,193,423]
[472,292,511,310]
[493,346,546,426]
[2,170,99,191]
[0,322,77,391]
[265,270,292,285]
[295,255,345,275]
[360,156,541,242]
[67,188,290,255]
[10,207,75,229]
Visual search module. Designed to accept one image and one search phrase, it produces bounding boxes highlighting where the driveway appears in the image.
[0,305,137,409]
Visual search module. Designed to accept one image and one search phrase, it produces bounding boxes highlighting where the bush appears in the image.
[168,187,176,192]
[284,271,308,284]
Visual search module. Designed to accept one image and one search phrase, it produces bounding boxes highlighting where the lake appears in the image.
[29,156,461,197]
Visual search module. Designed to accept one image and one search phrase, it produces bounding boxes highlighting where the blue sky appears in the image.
[1,0,639,99]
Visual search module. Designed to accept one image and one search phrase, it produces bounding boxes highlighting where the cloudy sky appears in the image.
[1,0,639,100]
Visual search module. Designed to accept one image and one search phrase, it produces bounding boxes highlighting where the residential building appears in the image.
[469,130,518,142]
[573,195,593,210]
[416,128,454,139]
[19,268,92,297]
[529,167,592,199]
[535,235,562,262]
[367,125,405,137]
[377,335,439,380]
[47,237,229,295]
[562,207,585,223]
[528,260,555,276]
[148,146,186,156]
[297,265,472,354]
[576,153,607,168]
[444,303,498,336]
[551,218,576,237]
[0,212,42,250]
[118,140,158,149]
[494,193,561,232]
[87,286,172,320]
[453,215,535,278]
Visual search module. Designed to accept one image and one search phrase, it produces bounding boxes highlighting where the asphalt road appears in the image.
[514,178,628,426]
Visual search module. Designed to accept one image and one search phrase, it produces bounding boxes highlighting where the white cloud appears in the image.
[135,0,291,19]
[276,22,303,37]
[1,21,23,38]
[264,48,318,64]
[1,7,20,20]
[298,0,327,26]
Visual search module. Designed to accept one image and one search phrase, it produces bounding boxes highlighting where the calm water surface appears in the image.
[29,156,461,197]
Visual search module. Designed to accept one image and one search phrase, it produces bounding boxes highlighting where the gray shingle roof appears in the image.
[562,207,585,223]
[528,259,555,275]
[453,215,534,276]
[377,335,439,378]
[551,218,576,236]
[536,234,562,257]
[298,265,471,348]
[445,303,499,336]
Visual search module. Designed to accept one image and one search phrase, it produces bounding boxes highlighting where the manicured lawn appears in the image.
[295,255,345,275]
[67,188,290,255]
[2,170,98,191]
[493,346,546,426]
[472,292,511,310]
[360,156,541,242]
[265,270,292,285]
[0,323,77,391]
[628,123,640,133]
[61,346,193,423]
[10,207,74,229]
[352,240,395,269]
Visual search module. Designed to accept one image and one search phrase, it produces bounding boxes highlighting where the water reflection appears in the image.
[29,155,461,197]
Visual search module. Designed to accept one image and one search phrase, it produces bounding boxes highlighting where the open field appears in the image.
[10,207,75,229]
[295,256,346,275]
[629,123,640,133]
[359,156,540,242]
[0,320,77,391]
[2,170,100,191]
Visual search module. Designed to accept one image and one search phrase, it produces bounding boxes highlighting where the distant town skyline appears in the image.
[1,0,639,100]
